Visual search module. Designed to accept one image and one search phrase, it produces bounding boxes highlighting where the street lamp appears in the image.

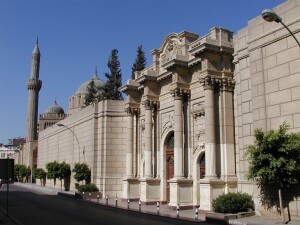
[57,123,81,163]
[262,9,300,48]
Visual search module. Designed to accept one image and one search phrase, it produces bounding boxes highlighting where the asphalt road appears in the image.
[0,184,209,225]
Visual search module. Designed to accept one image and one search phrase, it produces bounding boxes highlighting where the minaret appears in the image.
[26,38,42,142]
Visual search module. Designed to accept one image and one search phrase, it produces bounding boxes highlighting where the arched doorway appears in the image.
[166,133,174,202]
[198,153,205,180]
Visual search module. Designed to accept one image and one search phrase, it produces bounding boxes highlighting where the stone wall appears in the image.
[37,100,127,196]
[233,0,300,217]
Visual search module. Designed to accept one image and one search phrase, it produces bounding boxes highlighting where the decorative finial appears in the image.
[94,66,97,75]
[36,36,39,45]
[55,97,57,104]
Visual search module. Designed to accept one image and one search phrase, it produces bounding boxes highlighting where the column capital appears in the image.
[219,77,235,92]
[170,87,190,100]
[144,99,159,110]
[125,107,140,116]
[199,75,217,90]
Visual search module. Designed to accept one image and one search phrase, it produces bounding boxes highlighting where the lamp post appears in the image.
[262,9,300,48]
[57,123,81,163]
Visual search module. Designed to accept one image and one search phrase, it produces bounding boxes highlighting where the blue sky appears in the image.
[0,0,285,144]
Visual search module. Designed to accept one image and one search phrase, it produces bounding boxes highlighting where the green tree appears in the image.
[102,49,123,100]
[32,168,46,187]
[58,162,71,191]
[14,164,31,183]
[46,161,60,186]
[246,122,300,222]
[131,45,146,79]
[72,162,91,185]
[84,79,98,106]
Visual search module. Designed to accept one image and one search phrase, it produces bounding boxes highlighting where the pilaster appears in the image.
[200,75,217,179]
[144,99,159,178]
[122,106,140,200]
[170,87,190,178]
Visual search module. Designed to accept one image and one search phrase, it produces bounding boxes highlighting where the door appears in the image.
[166,134,174,202]
[198,153,205,179]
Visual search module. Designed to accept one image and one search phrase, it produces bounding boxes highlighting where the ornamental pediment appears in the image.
[161,36,184,66]
[154,31,198,73]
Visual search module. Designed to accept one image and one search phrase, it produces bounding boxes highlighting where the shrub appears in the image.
[77,183,99,192]
[72,163,91,184]
[212,192,254,214]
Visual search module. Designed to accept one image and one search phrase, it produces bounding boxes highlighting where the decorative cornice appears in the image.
[136,74,157,85]
[162,58,188,70]
[119,82,139,93]
[157,70,172,81]
[188,57,201,68]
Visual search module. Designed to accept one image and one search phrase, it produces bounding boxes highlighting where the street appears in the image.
[0,184,215,225]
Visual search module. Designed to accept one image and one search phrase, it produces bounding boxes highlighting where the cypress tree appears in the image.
[84,79,98,106]
[131,45,146,79]
[103,49,123,100]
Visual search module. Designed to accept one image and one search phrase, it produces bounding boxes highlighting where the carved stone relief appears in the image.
[162,120,174,138]
[140,118,145,132]
[193,129,205,155]
[192,104,205,119]
[161,37,183,65]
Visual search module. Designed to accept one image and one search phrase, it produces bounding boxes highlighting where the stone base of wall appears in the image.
[199,178,225,211]
[122,177,140,199]
[168,178,193,207]
[140,178,160,203]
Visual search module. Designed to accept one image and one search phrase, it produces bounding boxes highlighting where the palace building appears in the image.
[18,0,300,216]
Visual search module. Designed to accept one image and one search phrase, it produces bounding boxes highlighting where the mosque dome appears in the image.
[75,72,105,95]
[45,101,65,114]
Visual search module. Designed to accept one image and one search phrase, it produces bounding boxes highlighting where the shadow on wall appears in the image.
[259,184,300,219]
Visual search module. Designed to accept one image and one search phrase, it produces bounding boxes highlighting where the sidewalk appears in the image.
[9,183,300,225]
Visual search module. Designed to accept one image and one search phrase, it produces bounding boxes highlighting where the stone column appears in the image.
[126,107,134,178]
[144,100,153,178]
[172,88,184,178]
[202,76,217,178]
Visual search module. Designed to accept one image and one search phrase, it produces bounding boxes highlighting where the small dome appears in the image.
[46,101,65,114]
[75,73,104,95]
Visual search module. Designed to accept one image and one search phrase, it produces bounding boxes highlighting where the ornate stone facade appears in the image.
[120,28,236,209]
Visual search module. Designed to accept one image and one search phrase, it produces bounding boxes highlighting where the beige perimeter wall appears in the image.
[38,100,127,197]
[233,0,300,217]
